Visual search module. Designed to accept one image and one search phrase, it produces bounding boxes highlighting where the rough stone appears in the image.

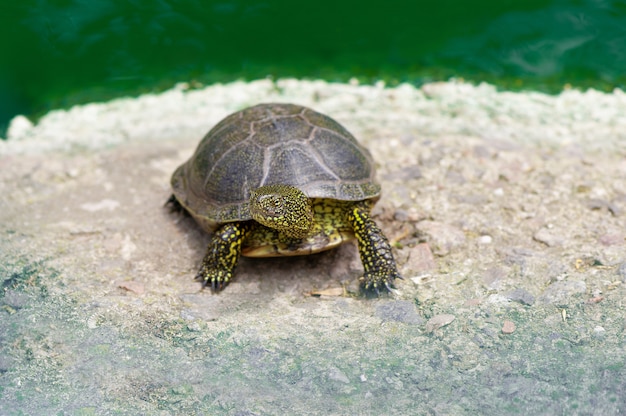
[425,314,456,332]
[402,243,437,275]
[538,280,587,304]
[375,300,424,324]
[415,221,466,256]
[533,227,565,247]
[506,288,536,306]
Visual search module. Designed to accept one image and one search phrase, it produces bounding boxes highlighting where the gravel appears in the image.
[1,78,625,415]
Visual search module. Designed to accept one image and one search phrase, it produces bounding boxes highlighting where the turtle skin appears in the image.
[194,197,401,293]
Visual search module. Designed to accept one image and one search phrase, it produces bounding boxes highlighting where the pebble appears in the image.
[375,301,424,324]
[502,320,516,334]
[393,210,410,222]
[415,221,466,256]
[592,326,606,339]
[425,314,455,332]
[538,280,587,304]
[478,235,493,244]
[402,243,436,275]
[506,288,535,306]
[483,267,508,290]
[533,227,564,247]
[0,354,15,374]
[328,366,350,384]
[2,290,31,309]
[598,233,625,246]
[585,197,622,217]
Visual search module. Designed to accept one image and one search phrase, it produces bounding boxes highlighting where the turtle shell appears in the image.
[171,103,381,230]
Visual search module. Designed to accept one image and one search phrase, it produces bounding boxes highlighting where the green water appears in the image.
[2,0,626,132]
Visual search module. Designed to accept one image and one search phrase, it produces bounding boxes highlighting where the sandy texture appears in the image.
[1,79,625,415]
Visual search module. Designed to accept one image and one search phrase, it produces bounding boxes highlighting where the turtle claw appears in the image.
[194,263,232,292]
[360,276,395,297]
[360,267,402,297]
[195,264,232,292]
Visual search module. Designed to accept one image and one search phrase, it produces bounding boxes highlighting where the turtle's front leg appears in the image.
[196,222,250,291]
[347,202,402,294]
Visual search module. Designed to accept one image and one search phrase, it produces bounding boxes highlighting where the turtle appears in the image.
[169,103,401,294]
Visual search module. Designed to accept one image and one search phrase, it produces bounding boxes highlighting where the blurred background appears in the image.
[2,0,626,136]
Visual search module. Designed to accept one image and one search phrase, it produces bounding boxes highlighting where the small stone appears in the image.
[393,210,409,222]
[483,267,508,290]
[425,314,455,332]
[403,243,436,274]
[478,235,493,244]
[607,202,622,216]
[464,298,482,307]
[486,294,511,305]
[586,198,608,210]
[506,288,535,306]
[328,366,350,384]
[533,227,564,247]
[592,326,606,339]
[598,233,625,246]
[586,296,604,304]
[2,290,31,309]
[375,301,424,324]
[186,321,202,332]
[538,280,587,304]
[502,320,516,334]
[415,221,466,256]
[0,354,15,374]
[587,198,622,217]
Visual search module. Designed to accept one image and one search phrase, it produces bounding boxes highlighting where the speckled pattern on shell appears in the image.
[171,103,381,229]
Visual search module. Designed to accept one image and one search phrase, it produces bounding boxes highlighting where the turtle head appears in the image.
[250,185,313,238]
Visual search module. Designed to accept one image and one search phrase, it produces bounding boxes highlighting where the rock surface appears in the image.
[1,79,625,414]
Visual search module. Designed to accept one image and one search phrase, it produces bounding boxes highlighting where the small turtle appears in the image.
[169,103,401,293]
